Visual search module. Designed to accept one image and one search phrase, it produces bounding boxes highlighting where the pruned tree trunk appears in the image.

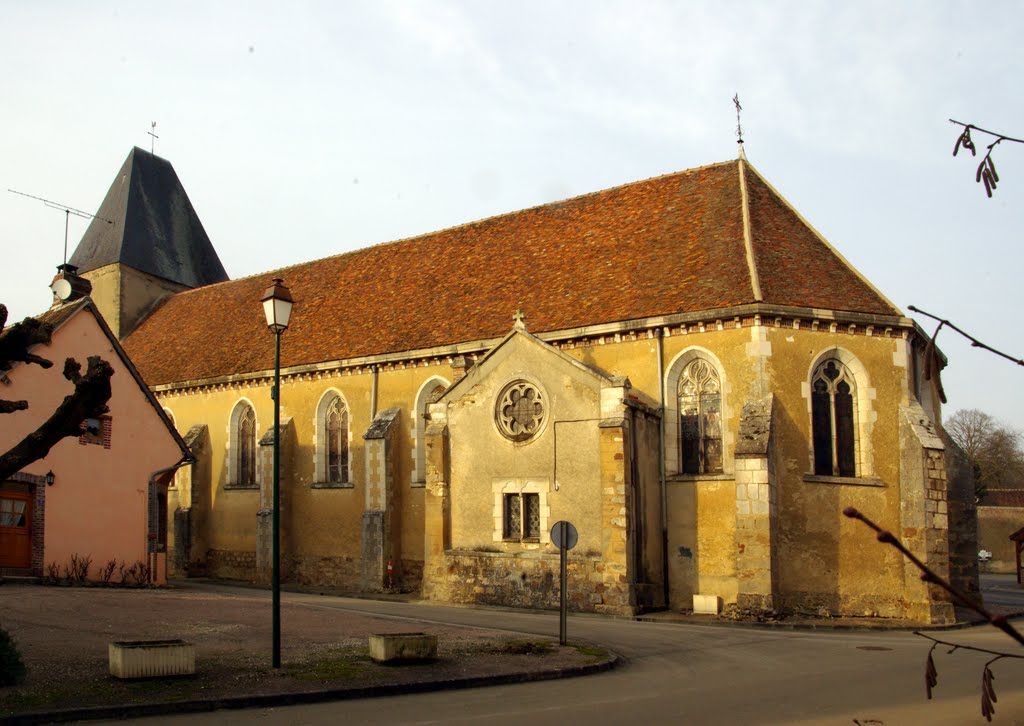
[0,303,114,481]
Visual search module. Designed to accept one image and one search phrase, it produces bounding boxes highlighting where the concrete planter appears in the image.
[368,632,437,663]
[693,594,722,614]
[109,639,195,679]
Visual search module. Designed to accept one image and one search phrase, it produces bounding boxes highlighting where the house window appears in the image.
[0,497,28,527]
[325,395,349,484]
[237,404,257,486]
[811,359,857,477]
[503,493,540,541]
[678,359,723,474]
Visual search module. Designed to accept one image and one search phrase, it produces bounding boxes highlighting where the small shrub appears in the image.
[99,559,118,585]
[0,626,27,686]
[44,561,61,584]
[69,553,92,584]
[118,561,132,584]
[126,560,150,587]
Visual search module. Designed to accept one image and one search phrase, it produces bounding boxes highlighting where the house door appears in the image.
[0,492,32,569]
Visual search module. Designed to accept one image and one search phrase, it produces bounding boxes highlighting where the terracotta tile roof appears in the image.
[122,159,901,385]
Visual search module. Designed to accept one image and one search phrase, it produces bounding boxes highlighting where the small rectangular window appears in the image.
[79,416,112,449]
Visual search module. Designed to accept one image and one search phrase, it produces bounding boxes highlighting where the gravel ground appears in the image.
[0,583,608,719]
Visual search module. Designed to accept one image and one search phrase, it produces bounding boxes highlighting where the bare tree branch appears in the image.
[843,506,1023,645]
[950,119,1024,198]
[0,304,54,371]
[910,305,1024,369]
[845,506,1024,721]
[0,355,113,481]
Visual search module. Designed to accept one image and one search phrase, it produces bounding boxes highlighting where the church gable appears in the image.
[439,328,610,552]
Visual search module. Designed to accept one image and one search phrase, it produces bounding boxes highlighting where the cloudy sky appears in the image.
[2,1,1022,430]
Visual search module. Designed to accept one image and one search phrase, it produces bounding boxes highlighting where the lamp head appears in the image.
[261,278,294,333]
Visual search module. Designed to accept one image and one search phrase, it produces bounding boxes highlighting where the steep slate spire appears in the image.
[69,147,228,288]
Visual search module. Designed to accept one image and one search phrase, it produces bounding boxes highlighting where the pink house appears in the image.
[0,289,189,584]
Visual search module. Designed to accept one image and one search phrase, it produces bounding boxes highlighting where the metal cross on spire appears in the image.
[733,93,744,145]
[148,121,159,154]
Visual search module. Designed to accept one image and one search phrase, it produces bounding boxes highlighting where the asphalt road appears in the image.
[109,580,1024,725]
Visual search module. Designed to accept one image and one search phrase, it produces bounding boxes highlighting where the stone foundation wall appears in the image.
[776,590,912,619]
[205,549,256,581]
[289,554,361,588]
[437,550,629,614]
[396,558,423,592]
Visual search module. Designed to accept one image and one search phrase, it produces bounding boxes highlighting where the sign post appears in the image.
[550,520,578,646]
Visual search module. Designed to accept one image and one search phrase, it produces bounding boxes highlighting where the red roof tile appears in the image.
[123,160,900,385]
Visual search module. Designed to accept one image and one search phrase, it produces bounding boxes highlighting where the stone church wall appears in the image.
[152,315,970,623]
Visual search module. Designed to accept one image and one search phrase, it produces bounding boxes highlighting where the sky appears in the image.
[2,1,1022,431]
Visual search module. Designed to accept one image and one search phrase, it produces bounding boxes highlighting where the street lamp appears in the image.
[261,277,293,669]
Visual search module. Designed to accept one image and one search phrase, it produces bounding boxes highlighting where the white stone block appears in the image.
[693,594,721,614]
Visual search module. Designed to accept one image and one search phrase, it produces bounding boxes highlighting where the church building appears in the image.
[65,145,978,623]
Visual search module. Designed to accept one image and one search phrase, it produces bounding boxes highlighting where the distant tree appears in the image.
[0,303,113,481]
[944,408,1024,499]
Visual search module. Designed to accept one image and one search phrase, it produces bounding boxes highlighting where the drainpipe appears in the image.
[657,327,670,607]
[370,365,379,421]
[147,456,195,584]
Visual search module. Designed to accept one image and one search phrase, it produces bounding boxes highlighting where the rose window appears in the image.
[495,381,546,442]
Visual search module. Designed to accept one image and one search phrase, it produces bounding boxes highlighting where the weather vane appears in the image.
[733,93,743,145]
[148,121,159,154]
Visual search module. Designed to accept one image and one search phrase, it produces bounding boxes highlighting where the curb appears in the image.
[632,611,1024,632]
[1,653,623,726]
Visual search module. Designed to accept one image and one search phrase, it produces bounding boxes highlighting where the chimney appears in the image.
[49,264,92,306]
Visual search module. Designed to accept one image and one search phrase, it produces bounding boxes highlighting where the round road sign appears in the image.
[550,520,578,551]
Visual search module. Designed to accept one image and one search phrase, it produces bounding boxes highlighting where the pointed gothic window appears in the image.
[325,395,349,484]
[811,360,857,477]
[237,404,257,486]
[678,359,723,474]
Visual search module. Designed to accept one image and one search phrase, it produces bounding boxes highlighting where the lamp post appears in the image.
[261,277,293,669]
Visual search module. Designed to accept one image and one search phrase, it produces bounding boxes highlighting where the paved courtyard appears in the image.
[0,580,608,721]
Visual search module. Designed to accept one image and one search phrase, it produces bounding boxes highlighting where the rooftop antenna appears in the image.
[733,93,745,155]
[7,189,113,266]
[148,121,159,154]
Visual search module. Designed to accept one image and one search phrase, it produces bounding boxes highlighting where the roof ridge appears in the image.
[737,157,762,301]
[210,159,742,287]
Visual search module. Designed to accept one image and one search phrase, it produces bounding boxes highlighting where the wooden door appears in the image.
[0,492,32,569]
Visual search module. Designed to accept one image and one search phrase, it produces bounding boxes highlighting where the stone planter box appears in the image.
[368,632,437,663]
[109,639,195,679]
